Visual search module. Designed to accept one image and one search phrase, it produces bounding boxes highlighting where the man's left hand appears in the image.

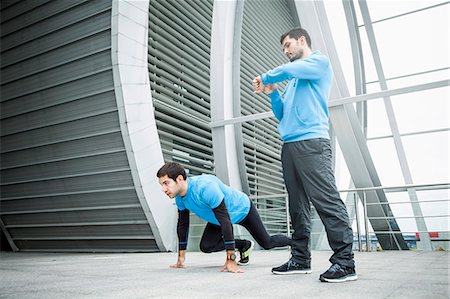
[220,260,244,273]
[252,76,277,94]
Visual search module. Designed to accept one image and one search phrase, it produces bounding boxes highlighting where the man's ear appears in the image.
[298,36,305,45]
[176,174,184,183]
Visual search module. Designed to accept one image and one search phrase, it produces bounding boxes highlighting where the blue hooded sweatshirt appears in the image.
[261,50,333,143]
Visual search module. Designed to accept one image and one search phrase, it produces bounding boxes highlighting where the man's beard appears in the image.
[289,48,303,62]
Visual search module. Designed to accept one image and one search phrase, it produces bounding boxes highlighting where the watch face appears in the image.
[229,253,236,261]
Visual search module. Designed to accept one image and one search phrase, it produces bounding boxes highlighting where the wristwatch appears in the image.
[227,253,236,261]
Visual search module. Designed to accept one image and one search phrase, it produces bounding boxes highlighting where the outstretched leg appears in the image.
[239,201,291,250]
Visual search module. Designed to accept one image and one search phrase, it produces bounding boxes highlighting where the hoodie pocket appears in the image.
[295,104,316,125]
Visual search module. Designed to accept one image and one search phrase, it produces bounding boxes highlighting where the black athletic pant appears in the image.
[281,138,355,268]
[200,201,291,253]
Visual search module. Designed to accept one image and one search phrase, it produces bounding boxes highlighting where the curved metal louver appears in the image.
[0,0,157,252]
[148,0,215,176]
[239,0,297,233]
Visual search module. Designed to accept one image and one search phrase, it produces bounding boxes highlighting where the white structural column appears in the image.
[111,0,177,252]
[210,0,243,191]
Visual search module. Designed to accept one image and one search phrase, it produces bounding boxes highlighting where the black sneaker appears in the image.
[319,263,357,282]
[272,259,312,275]
[238,240,254,266]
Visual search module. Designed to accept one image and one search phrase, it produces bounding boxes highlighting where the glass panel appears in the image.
[352,0,364,28]
[372,5,449,79]
[366,1,446,22]
[402,131,450,184]
[358,27,380,84]
[417,189,450,232]
[366,98,392,138]
[386,192,418,233]
[367,138,405,186]
[391,86,450,134]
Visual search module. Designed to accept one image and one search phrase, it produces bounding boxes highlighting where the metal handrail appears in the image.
[249,183,450,252]
[348,184,450,252]
[338,182,450,193]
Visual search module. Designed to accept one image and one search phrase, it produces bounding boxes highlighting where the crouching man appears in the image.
[157,162,291,273]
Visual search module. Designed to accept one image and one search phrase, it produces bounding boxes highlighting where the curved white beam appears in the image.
[111,0,177,252]
[209,0,243,191]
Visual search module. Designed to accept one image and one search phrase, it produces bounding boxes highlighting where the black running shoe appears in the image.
[319,263,357,282]
[271,259,312,275]
[238,240,254,266]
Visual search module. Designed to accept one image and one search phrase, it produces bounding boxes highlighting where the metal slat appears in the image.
[149,0,214,177]
[0,171,135,199]
[1,204,141,216]
[148,58,210,96]
[13,239,159,252]
[8,224,152,239]
[156,122,212,146]
[0,132,125,169]
[148,18,209,57]
[2,51,112,99]
[242,124,283,146]
[154,99,209,124]
[1,0,111,51]
[2,207,145,227]
[0,189,139,213]
[150,2,210,46]
[159,0,211,39]
[0,0,51,23]
[0,0,89,36]
[0,14,111,69]
[180,0,213,23]
[154,111,210,135]
[1,91,117,137]
[0,74,114,117]
[2,38,111,85]
[148,32,210,70]
[1,112,120,153]
[1,168,132,187]
[150,74,210,111]
[158,131,213,154]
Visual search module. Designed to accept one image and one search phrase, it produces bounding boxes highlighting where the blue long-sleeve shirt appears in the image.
[261,50,333,143]
[175,175,250,225]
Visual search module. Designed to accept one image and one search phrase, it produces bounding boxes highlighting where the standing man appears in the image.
[252,28,357,282]
[157,162,291,274]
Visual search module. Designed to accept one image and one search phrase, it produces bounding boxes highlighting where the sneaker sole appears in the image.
[272,269,312,275]
[320,274,358,283]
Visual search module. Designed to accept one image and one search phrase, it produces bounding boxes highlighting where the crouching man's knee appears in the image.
[260,242,274,250]
[199,242,214,253]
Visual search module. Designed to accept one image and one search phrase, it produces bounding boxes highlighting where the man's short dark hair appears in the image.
[156,162,187,181]
[280,27,312,48]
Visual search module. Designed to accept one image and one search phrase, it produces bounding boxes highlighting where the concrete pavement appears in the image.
[0,250,448,298]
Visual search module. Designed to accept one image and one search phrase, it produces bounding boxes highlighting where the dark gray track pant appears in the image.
[281,138,355,268]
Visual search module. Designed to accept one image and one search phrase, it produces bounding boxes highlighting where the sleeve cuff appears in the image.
[261,73,268,85]
[179,242,187,251]
[224,241,235,251]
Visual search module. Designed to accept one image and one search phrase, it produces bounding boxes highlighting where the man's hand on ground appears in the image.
[220,260,243,273]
